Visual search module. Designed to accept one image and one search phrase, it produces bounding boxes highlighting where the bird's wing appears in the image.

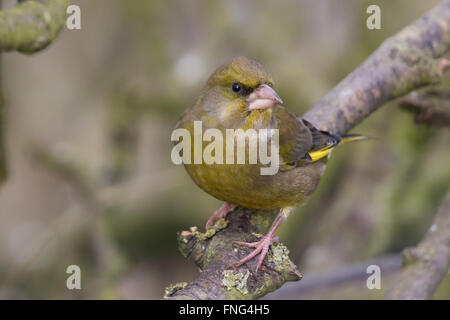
[301,119,341,162]
[274,106,313,164]
[274,107,341,169]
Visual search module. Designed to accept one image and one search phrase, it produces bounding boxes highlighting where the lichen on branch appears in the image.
[0,0,69,53]
[167,209,301,300]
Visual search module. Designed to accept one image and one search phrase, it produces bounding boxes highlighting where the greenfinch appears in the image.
[174,56,365,272]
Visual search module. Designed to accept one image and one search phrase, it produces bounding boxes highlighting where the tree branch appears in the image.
[166,1,450,300]
[0,0,69,53]
[385,192,450,300]
[264,254,402,299]
[0,0,68,185]
[303,1,450,135]
[397,89,450,127]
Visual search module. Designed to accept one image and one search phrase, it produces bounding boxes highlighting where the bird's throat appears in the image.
[243,108,273,130]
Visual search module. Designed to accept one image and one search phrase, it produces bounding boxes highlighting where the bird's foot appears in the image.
[205,202,236,230]
[233,234,280,273]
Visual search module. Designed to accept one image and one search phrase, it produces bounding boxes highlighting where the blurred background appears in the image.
[0,0,449,299]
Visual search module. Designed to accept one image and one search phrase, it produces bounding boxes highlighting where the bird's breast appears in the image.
[184,160,326,210]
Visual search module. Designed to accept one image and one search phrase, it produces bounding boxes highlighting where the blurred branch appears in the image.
[167,0,450,300]
[30,145,98,209]
[264,254,402,299]
[303,0,450,135]
[0,0,68,185]
[0,53,5,183]
[385,191,450,300]
[0,0,69,53]
[398,89,450,126]
[103,88,141,184]
[29,145,119,290]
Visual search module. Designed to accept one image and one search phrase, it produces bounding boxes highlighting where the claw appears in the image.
[230,208,291,273]
[233,234,279,273]
[233,240,260,248]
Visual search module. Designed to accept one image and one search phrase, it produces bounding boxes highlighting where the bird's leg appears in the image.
[205,202,237,230]
[233,206,294,273]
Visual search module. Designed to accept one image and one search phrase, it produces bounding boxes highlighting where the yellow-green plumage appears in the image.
[176,56,332,210]
[175,56,367,272]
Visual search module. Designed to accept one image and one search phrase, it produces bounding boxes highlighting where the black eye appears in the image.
[232,82,241,93]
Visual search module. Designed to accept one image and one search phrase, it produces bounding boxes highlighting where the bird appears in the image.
[174,56,366,273]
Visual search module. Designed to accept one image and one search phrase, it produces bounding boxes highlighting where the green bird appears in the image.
[175,56,365,272]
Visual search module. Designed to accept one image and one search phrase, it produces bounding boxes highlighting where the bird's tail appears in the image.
[307,133,372,162]
[340,133,373,144]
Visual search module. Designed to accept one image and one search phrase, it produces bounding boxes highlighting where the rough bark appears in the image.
[166,1,450,300]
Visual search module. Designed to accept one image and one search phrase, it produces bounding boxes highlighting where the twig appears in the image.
[167,1,450,300]
[28,145,119,294]
[398,89,450,126]
[385,191,450,300]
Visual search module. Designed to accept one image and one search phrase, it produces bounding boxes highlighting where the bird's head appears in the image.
[198,56,283,127]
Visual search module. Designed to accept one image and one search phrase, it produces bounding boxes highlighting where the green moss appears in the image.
[390,45,444,97]
[251,273,279,298]
[190,218,229,241]
[222,270,250,296]
[249,210,277,233]
[0,0,69,53]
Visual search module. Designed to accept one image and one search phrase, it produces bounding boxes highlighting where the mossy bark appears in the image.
[0,0,69,53]
[167,209,301,300]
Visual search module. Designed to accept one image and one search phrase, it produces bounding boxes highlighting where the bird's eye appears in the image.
[232,82,242,93]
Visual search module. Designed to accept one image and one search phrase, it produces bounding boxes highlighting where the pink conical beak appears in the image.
[247,84,283,111]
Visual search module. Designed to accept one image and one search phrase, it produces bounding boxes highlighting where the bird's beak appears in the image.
[247,84,283,111]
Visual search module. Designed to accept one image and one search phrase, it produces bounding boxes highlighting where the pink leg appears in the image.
[233,213,286,273]
[205,202,237,230]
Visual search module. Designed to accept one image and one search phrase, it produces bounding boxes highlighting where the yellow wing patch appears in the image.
[307,146,335,162]
[307,134,369,162]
